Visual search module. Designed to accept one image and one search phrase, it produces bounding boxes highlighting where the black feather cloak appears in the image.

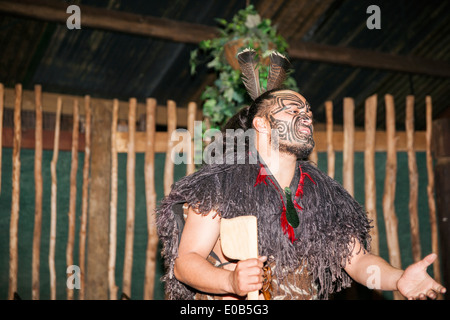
[156,155,371,300]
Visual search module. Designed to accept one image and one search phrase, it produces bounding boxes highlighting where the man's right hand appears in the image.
[229,256,267,297]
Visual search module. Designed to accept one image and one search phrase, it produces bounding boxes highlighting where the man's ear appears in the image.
[252,116,270,134]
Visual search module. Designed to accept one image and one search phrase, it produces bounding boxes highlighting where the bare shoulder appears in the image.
[178,206,221,259]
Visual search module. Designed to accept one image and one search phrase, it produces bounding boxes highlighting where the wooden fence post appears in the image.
[49,97,62,300]
[8,84,22,300]
[432,116,450,300]
[108,99,119,300]
[325,101,335,179]
[0,83,4,194]
[79,95,91,300]
[406,95,421,262]
[164,100,177,196]
[343,97,355,196]
[144,98,157,300]
[67,99,79,300]
[425,96,441,287]
[383,94,403,300]
[309,135,318,165]
[32,85,43,300]
[364,94,378,255]
[186,102,197,175]
[86,99,111,300]
[123,98,137,298]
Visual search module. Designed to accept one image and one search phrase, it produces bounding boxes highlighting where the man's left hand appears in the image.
[397,253,446,300]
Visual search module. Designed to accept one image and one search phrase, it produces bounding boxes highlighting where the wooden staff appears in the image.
[343,97,355,196]
[144,98,157,300]
[426,96,441,284]
[32,85,43,300]
[186,102,197,175]
[67,99,79,300]
[0,83,4,195]
[406,95,421,262]
[325,101,335,179]
[164,100,177,196]
[108,99,119,300]
[382,94,402,300]
[123,98,137,298]
[8,83,22,300]
[78,95,91,300]
[364,94,379,255]
[49,97,62,300]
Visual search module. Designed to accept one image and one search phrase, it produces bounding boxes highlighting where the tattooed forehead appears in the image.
[270,92,311,115]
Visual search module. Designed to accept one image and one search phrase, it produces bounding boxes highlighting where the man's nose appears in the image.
[301,116,312,125]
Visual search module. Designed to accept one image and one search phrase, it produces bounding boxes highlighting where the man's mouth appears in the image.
[298,125,312,136]
[299,127,310,135]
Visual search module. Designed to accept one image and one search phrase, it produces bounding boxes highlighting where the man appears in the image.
[156,50,446,300]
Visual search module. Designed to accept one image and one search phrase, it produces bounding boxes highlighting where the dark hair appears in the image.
[210,88,286,164]
[222,88,285,132]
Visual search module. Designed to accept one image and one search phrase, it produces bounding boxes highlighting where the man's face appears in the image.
[268,90,315,158]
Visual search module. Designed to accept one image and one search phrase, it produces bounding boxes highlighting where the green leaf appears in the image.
[200,40,213,51]
[190,4,298,129]
[189,50,198,75]
[224,87,234,101]
[204,98,217,110]
[215,18,228,26]
[232,90,244,104]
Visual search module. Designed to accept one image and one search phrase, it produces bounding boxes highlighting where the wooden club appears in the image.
[220,215,259,300]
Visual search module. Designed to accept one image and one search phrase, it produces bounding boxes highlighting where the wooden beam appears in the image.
[112,130,428,153]
[1,0,449,77]
[0,0,217,44]
[2,127,85,151]
[2,127,427,153]
[288,41,450,78]
[2,87,202,127]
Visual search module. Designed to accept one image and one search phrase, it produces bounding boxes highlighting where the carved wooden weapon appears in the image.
[220,216,259,300]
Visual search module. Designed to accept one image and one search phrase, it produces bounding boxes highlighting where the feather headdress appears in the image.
[237,48,262,101]
[267,51,291,91]
[237,48,291,100]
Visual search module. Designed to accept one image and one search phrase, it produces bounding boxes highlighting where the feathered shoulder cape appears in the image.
[156,158,371,300]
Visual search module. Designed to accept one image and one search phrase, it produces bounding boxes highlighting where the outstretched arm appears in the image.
[344,239,446,299]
